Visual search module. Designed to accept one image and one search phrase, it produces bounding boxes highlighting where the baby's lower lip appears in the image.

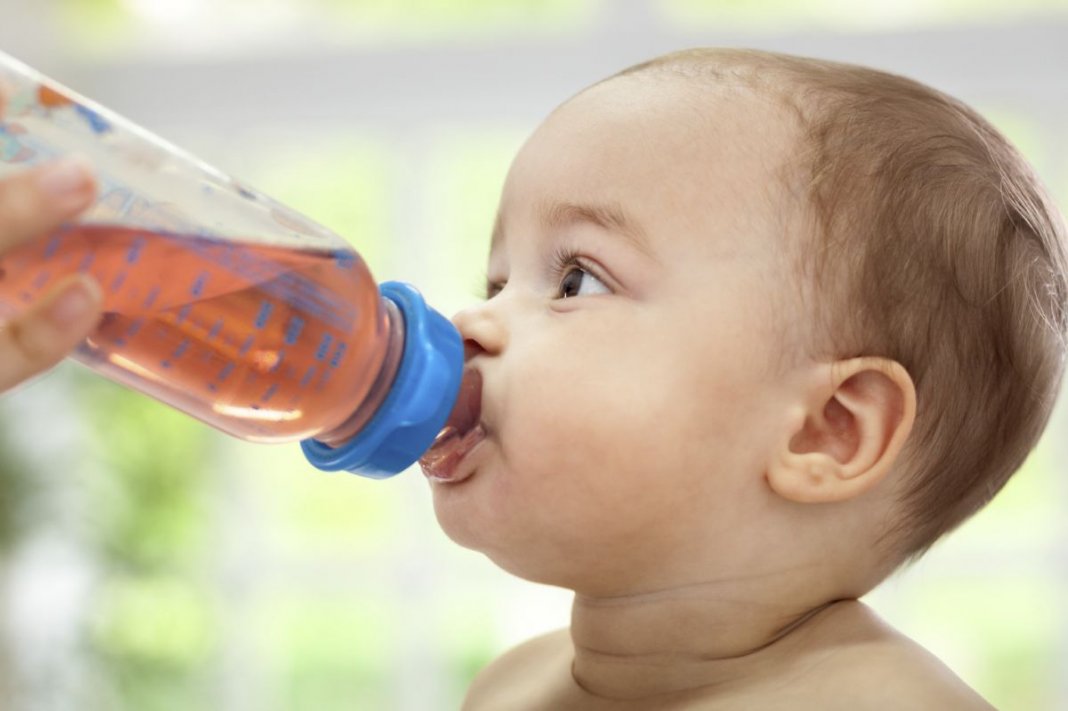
[418,424,487,483]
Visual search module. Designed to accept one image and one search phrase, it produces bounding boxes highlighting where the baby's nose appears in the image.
[452,303,507,359]
[464,339,484,362]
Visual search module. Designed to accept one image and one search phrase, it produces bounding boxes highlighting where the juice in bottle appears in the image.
[0,52,464,478]
[0,223,401,444]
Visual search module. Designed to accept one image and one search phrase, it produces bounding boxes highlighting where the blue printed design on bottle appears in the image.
[0,123,34,162]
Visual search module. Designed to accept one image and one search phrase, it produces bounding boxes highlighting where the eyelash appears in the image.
[482,246,605,300]
[549,245,591,298]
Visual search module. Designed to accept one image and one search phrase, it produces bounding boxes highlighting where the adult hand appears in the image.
[0,89,102,394]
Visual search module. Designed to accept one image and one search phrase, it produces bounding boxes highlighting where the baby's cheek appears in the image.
[510,363,648,461]
[506,367,686,520]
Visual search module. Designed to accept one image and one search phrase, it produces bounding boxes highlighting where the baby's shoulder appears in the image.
[816,635,994,709]
[789,602,996,710]
[461,628,574,711]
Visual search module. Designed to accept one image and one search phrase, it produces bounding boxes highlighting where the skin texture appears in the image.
[430,74,994,709]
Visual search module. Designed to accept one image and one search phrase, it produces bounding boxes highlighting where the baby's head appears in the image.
[431,49,1068,600]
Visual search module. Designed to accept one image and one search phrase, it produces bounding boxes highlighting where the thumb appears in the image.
[0,273,103,393]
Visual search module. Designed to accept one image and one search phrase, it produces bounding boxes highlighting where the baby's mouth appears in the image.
[419,368,486,482]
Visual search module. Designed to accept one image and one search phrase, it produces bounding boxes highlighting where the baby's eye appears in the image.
[556,263,609,299]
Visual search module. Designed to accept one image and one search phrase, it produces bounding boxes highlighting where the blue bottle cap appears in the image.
[300,281,463,479]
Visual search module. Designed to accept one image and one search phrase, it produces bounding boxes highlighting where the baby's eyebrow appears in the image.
[489,199,656,260]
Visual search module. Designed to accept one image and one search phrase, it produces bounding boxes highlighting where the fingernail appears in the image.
[48,277,100,327]
[37,157,93,206]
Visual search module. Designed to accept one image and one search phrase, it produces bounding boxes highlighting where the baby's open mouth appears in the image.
[419,368,485,482]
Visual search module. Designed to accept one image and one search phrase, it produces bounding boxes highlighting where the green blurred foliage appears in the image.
[245,589,499,709]
[73,374,218,708]
[0,416,38,556]
[57,0,595,50]
[434,592,500,693]
[321,0,593,31]
[76,378,215,570]
[237,441,402,559]
[59,0,124,16]
[90,575,217,667]
[254,593,399,709]
[238,131,394,277]
[56,0,130,43]
[661,0,1068,30]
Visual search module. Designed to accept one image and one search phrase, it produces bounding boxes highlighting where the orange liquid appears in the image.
[0,224,395,442]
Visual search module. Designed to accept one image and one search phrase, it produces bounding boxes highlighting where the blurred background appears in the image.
[0,0,1066,709]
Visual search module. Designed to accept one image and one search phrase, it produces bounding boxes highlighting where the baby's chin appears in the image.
[429,495,537,574]
[430,499,481,549]
[430,506,631,591]
[429,477,496,551]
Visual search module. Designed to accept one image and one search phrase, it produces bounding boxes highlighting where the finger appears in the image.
[0,273,103,393]
[0,156,96,250]
[0,75,10,115]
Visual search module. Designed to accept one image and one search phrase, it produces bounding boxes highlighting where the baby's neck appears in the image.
[568,575,853,701]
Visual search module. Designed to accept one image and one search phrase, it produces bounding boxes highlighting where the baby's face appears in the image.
[431,75,806,594]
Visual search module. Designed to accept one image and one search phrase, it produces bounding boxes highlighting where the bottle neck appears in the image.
[315,297,405,447]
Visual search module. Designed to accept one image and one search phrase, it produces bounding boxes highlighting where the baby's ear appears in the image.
[767,358,917,504]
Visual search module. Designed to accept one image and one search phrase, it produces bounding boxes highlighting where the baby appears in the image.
[421,49,1068,709]
[1,48,1064,710]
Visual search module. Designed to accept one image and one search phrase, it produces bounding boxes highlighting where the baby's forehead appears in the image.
[566,73,798,156]
[501,75,802,258]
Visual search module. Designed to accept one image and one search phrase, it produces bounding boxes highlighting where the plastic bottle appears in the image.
[0,51,463,479]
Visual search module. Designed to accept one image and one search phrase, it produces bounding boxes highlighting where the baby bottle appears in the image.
[0,51,463,479]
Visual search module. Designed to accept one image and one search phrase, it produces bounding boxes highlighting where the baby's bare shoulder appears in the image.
[461,628,573,711]
[819,635,995,709]
[788,602,996,710]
